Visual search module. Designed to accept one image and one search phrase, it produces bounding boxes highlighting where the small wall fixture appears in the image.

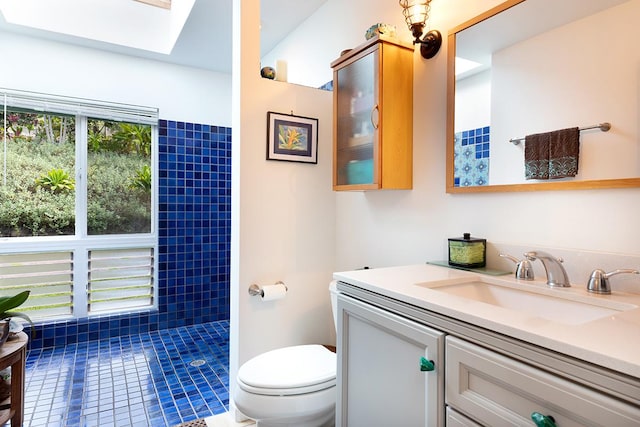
[399,0,442,59]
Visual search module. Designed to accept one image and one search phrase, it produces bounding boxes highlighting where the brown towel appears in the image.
[524,132,550,179]
[549,127,580,178]
[524,127,580,180]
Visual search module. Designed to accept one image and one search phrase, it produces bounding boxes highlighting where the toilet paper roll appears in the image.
[261,283,287,301]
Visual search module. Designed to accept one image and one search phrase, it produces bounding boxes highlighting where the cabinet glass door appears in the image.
[334,49,378,187]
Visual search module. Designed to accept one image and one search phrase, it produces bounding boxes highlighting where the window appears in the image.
[0,89,158,321]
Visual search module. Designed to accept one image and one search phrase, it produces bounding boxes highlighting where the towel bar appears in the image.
[509,122,611,145]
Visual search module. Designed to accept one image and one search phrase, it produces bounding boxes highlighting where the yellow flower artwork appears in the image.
[278,125,308,151]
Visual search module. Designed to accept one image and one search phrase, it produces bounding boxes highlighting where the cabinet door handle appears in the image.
[531,412,557,427]
[419,356,434,371]
[370,104,380,129]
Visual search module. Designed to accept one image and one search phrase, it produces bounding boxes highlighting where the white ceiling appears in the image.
[456,0,630,70]
[0,0,327,74]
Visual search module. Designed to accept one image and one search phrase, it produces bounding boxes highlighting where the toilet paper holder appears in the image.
[248,281,287,297]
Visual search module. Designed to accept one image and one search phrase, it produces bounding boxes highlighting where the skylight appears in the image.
[135,0,172,9]
[0,0,194,54]
[455,57,484,77]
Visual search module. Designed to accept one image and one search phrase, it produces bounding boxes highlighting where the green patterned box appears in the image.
[448,233,486,268]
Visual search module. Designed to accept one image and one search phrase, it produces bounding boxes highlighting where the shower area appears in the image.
[20,118,232,426]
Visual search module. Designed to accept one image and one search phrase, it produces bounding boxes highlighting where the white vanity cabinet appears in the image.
[335,281,640,427]
[336,293,445,427]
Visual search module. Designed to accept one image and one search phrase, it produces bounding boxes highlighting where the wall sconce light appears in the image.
[398,0,442,59]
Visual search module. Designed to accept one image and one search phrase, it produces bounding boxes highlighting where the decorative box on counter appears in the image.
[448,233,486,268]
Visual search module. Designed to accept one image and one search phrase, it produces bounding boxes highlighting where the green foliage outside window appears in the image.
[88,120,151,156]
[129,165,152,193]
[35,169,76,193]
[87,150,151,235]
[0,112,152,237]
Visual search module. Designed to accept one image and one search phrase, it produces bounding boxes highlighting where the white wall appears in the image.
[254,0,640,322]
[230,0,336,417]
[260,1,413,88]
[490,0,640,184]
[455,69,491,132]
[274,0,640,276]
[0,32,232,125]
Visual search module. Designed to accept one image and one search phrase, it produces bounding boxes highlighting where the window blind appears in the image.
[1,88,159,125]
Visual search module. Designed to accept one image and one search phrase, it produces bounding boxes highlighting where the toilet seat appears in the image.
[237,344,336,396]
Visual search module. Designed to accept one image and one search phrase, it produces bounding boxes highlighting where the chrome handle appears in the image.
[587,269,639,294]
[370,104,379,129]
[604,269,640,279]
[499,253,519,264]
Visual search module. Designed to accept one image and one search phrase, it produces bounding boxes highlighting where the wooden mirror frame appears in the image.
[445,0,640,193]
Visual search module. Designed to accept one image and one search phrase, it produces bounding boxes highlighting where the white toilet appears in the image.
[233,281,339,427]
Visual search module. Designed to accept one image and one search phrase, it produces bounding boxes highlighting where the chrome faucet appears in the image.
[587,269,639,294]
[524,251,571,287]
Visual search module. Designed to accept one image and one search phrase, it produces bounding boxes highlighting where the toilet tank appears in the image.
[329,280,339,331]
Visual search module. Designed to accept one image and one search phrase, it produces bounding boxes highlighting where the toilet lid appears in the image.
[237,345,336,395]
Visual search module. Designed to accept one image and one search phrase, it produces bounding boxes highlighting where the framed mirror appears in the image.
[446,0,640,193]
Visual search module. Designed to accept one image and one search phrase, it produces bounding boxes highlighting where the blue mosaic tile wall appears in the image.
[318,80,333,91]
[29,120,232,349]
[454,125,491,187]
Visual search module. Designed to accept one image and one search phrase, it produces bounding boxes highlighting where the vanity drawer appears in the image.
[446,406,482,427]
[445,336,640,427]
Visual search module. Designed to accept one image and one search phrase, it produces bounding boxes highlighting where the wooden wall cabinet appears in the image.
[331,35,414,191]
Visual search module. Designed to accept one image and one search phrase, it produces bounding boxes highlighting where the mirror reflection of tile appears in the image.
[454,126,490,187]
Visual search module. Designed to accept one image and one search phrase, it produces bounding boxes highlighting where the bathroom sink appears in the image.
[419,279,637,325]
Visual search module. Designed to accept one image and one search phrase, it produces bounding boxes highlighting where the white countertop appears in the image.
[333,264,640,379]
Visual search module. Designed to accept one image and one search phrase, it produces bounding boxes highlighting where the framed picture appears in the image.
[266,111,318,164]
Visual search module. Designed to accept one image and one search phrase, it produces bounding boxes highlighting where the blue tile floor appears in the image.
[24,320,230,427]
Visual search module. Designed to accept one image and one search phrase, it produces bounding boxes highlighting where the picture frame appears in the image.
[266,111,318,164]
